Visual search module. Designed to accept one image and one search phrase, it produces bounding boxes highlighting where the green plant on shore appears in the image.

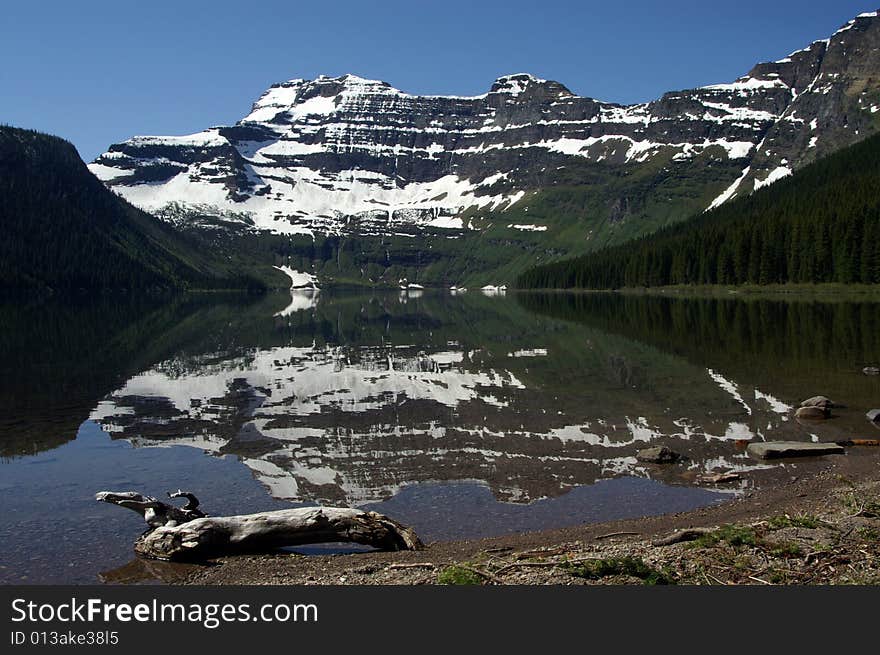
[768,568,788,584]
[690,524,759,549]
[732,555,753,571]
[767,514,826,530]
[856,527,879,541]
[690,523,816,560]
[842,493,880,518]
[437,565,483,585]
[768,542,803,558]
[563,557,674,585]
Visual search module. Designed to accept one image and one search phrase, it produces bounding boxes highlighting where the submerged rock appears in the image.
[636,446,680,464]
[747,441,845,460]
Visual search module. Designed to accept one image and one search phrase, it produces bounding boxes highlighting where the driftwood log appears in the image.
[96,490,422,560]
[651,528,714,546]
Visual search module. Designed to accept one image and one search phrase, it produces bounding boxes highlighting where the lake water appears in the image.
[2,290,879,583]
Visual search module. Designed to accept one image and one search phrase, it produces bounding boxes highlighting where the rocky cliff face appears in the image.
[90,11,880,251]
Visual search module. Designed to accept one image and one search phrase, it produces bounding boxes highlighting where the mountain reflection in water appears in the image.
[2,290,880,582]
[78,291,880,505]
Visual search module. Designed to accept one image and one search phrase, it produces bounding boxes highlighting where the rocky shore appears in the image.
[178,445,880,586]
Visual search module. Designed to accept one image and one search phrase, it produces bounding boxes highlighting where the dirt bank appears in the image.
[177,447,880,585]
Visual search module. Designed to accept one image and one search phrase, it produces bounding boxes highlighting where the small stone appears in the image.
[636,446,680,463]
[747,441,845,460]
[795,406,829,420]
[695,471,740,484]
[863,367,880,375]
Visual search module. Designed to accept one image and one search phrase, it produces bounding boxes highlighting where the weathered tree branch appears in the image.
[167,489,203,512]
[95,490,206,528]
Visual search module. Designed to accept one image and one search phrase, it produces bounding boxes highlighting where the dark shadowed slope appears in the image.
[0,126,269,293]
[517,131,880,289]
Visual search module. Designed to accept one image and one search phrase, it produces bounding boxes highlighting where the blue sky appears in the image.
[2,0,874,160]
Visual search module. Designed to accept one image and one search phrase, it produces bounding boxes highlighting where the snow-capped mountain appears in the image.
[91,11,880,239]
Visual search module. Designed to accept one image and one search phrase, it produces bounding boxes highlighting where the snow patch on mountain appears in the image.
[754,166,792,190]
[707,166,751,211]
[508,224,547,232]
[273,266,318,288]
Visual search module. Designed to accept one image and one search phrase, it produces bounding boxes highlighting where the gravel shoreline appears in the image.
[173,447,880,585]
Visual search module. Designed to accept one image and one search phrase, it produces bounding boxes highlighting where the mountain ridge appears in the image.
[88,10,880,285]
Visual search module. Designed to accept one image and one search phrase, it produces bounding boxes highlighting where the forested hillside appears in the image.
[0,126,270,293]
[517,132,880,289]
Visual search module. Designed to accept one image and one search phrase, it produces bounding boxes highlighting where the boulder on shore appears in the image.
[795,406,829,420]
[747,441,845,460]
[636,446,680,464]
[800,396,838,409]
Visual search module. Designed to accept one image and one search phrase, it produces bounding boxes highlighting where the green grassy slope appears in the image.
[243,146,747,289]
